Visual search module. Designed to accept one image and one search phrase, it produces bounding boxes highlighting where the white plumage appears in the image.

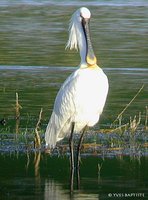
[45,7,109,148]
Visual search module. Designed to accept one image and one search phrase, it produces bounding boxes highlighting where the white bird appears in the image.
[45,7,109,170]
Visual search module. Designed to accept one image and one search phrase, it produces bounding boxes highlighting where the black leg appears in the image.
[76,126,87,188]
[76,126,87,170]
[69,122,75,192]
[69,122,75,170]
[70,163,74,192]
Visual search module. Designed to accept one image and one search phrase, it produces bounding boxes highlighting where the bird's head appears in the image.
[66,7,97,67]
[80,7,91,20]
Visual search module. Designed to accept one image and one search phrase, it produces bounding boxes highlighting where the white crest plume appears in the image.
[65,9,82,51]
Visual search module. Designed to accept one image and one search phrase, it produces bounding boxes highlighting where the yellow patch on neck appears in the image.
[87,63,99,68]
[80,63,99,69]
[86,55,97,67]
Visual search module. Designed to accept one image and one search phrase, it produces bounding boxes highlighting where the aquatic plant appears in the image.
[0,88,147,158]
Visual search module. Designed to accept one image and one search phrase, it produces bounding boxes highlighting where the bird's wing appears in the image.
[45,70,78,148]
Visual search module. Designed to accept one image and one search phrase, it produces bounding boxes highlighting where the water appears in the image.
[0,66,147,131]
[0,153,147,200]
[0,1,147,67]
[0,1,148,199]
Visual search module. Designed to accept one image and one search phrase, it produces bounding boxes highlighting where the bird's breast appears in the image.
[72,67,108,125]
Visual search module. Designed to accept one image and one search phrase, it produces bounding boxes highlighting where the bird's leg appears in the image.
[70,164,74,192]
[76,126,87,188]
[76,126,87,170]
[69,122,75,191]
[69,122,75,170]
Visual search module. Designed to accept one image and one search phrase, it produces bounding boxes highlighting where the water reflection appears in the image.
[44,178,99,200]
[0,152,147,199]
[44,179,70,200]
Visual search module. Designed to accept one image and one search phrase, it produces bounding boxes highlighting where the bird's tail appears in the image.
[45,113,58,149]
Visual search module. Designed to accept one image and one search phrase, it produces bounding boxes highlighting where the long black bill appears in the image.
[82,18,97,66]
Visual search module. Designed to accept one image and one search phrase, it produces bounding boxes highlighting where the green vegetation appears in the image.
[0,89,147,157]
